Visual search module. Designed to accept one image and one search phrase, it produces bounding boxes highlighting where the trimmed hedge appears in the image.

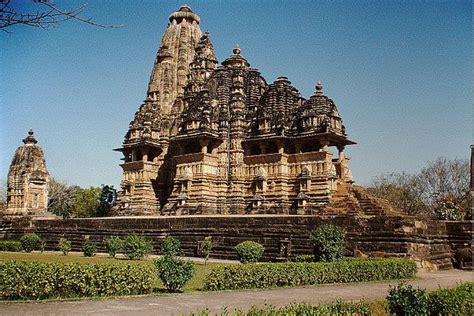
[0,241,23,252]
[204,258,417,290]
[0,261,155,300]
[428,282,473,315]
[194,301,372,316]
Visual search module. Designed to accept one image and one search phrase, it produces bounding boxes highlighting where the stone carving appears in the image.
[115,6,356,216]
[5,130,51,216]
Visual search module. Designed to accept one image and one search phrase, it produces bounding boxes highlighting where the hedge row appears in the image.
[428,282,473,315]
[0,241,23,252]
[193,301,373,316]
[204,258,417,290]
[0,261,156,300]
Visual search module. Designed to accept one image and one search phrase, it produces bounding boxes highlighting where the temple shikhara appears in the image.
[5,130,50,216]
[114,5,359,216]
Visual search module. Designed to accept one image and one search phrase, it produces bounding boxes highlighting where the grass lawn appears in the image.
[0,251,224,292]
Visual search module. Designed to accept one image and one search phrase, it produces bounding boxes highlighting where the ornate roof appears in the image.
[8,130,49,184]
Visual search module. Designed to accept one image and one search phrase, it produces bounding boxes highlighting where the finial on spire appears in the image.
[315,80,324,95]
[233,44,241,55]
[23,129,38,145]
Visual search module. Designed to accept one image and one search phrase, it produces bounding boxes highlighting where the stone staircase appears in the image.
[323,184,406,216]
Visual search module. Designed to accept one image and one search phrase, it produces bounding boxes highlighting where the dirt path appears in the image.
[1,270,472,316]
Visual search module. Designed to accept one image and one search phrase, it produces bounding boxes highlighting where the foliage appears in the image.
[204,258,417,291]
[428,282,474,315]
[154,255,194,292]
[82,240,96,257]
[0,261,155,300]
[291,254,315,262]
[124,234,153,260]
[20,233,42,252]
[310,224,346,262]
[72,186,101,218]
[48,179,102,218]
[47,178,76,219]
[0,241,23,252]
[200,239,213,265]
[58,238,71,255]
[161,236,182,256]
[387,283,429,316]
[96,185,117,217]
[234,241,264,264]
[368,157,470,219]
[104,236,123,258]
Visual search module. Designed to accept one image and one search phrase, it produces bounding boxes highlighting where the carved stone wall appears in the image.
[1,215,468,270]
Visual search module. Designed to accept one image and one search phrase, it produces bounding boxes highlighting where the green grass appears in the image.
[0,251,224,292]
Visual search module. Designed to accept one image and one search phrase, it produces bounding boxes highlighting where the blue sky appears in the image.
[1,0,471,188]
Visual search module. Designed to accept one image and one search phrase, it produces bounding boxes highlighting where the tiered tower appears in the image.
[115,6,356,216]
[5,129,50,216]
[114,5,202,215]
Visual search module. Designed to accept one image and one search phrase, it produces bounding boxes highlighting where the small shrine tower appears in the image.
[5,129,50,216]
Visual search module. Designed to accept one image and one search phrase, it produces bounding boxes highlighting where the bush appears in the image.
[235,241,264,264]
[194,300,372,315]
[291,254,315,262]
[154,255,194,292]
[200,239,213,265]
[83,240,96,257]
[0,241,23,252]
[161,236,181,256]
[0,261,155,300]
[124,234,153,260]
[58,238,71,255]
[428,282,474,315]
[104,236,123,258]
[20,233,42,252]
[310,224,346,262]
[387,282,429,316]
[205,258,417,290]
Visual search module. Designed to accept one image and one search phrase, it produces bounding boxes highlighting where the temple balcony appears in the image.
[174,153,219,179]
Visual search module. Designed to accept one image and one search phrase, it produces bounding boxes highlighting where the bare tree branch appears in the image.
[0,0,123,32]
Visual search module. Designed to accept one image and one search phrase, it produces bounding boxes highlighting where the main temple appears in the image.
[114,5,356,216]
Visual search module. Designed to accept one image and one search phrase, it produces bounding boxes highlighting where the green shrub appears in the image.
[82,240,96,257]
[58,238,71,255]
[310,224,346,262]
[194,300,372,315]
[0,241,23,252]
[387,282,429,316]
[234,241,264,264]
[200,239,213,265]
[124,234,153,260]
[20,233,42,252]
[104,236,123,258]
[428,282,474,315]
[0,261,155,300]
[292,254,315,262]
[205,258,417,291]
[161,236,181,256]
[154,255,194,292]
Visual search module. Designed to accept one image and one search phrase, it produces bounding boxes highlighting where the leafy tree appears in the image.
[310,224,346,262]
[72,186,101,218]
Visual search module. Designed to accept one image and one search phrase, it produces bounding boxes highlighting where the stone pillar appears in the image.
[322,140,329,152]
[142,149,148,162]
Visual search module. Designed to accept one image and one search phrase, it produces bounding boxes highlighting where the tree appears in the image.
[48,179,102,218]
[0,0,121,33]
[368,157,470,219]
[48,178,75,218]
[72,186,101,218]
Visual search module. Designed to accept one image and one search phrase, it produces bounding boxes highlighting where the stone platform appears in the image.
[1,215,471,270]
